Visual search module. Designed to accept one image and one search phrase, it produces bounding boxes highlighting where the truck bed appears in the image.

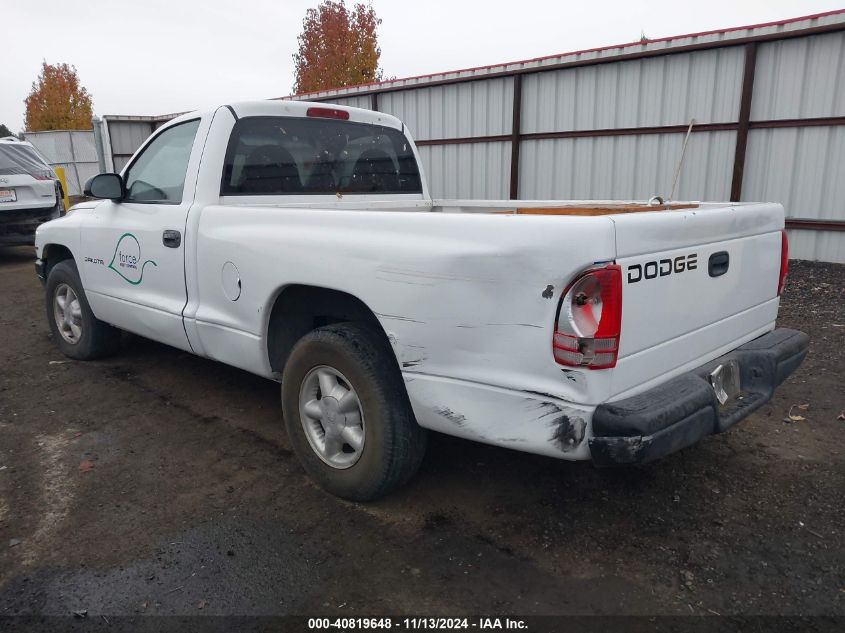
[432,199,735,215]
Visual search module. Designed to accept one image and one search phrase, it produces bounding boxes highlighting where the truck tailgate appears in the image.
[610,203,785,399]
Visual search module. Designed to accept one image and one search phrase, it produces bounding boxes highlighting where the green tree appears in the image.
[24,62,93,131]
[293,1,383,93]
[0,123,14,138]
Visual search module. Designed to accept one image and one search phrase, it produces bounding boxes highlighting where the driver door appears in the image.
[79,118,202,352]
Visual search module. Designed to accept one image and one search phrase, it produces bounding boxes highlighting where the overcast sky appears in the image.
[2,0,842,133]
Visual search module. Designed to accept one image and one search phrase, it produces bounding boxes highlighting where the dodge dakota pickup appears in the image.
[34,100,809,500]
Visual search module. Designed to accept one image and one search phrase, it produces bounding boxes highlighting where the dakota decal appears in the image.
[108,232,156,285]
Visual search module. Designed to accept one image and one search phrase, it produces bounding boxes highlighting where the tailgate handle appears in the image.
[709,251,730,277]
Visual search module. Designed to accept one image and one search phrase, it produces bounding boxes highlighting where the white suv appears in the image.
[0,136,62,245]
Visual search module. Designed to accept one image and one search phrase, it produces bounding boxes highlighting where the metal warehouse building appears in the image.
[89,9,845,262]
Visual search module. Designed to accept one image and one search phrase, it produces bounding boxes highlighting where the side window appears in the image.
[221,116,422,196]
[124,119,200,203]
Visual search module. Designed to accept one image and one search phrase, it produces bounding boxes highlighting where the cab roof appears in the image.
[164,100,405,133]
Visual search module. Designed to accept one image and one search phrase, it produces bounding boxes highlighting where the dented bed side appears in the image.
[187,199,790,460]
[188,206,620,459]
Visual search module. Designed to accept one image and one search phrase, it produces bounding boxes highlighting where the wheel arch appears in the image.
[266,284,397,375]
[42,243,75,276]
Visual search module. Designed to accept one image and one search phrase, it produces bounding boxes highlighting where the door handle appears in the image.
[708,251,730,277]
[162,230,181,248]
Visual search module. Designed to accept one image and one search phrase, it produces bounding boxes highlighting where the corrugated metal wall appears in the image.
[419,142,511,199]
[297,11,845,263]
[323,94,371,110]
[380,78,513,139]
[519,131,737,201]
[518,47,745,201]
[743,31,845,263]
[24,130,99,196]
[109,122,156,172]
[385,78,513,199]
[520,48,744,131]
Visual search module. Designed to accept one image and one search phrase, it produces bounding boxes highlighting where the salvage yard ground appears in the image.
[0,246,843,616]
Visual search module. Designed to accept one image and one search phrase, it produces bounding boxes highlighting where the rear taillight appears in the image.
[777,230,789,296]
[553,264,622,370]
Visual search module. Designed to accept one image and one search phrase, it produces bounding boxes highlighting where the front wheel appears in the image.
[45,260,121,360]
[281,323,427,501]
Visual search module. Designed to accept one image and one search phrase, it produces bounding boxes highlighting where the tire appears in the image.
[281,323,427,501]
[45,259,121,360]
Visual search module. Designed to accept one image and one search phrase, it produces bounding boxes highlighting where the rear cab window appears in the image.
[221,116,422,196]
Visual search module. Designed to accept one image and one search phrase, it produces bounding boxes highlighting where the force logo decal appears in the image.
[108,232,157,285]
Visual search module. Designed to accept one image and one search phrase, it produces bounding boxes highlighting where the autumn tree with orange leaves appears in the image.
[293,1,383,94]
[24,62,93,132]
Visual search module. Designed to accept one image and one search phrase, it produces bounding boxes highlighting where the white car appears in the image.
[0,136,62,245]
[33,101,808,500]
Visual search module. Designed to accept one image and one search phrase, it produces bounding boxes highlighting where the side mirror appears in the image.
[84,173,124,200]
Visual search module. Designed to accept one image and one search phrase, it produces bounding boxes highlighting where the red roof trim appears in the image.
[291,8,845,98]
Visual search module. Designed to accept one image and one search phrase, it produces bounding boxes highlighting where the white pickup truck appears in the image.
[34,100,808,500]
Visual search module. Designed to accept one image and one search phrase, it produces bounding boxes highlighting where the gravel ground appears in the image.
[0,247,842,619]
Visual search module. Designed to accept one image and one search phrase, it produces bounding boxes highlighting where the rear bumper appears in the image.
[0,205,60,245]
[589,328,809,466]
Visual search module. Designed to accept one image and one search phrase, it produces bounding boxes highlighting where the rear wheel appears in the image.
[45,260,121,359]
[281,323,427,501]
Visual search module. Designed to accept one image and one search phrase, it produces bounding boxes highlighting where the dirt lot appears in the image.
[0,245,843,618]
